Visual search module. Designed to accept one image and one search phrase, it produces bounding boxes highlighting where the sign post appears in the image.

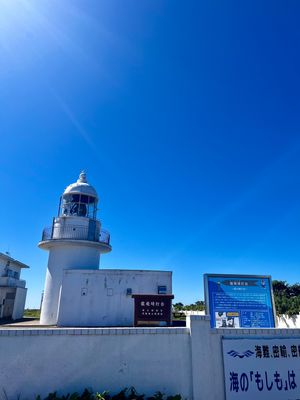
[204,274,276,328]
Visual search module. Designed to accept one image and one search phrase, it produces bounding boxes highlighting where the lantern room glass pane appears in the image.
[81,195,89,204]
[60,194,97,219]
[61,195,72,216]
[71,194,80,202]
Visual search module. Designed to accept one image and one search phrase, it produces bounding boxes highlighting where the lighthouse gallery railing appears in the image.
[41,224,110,245]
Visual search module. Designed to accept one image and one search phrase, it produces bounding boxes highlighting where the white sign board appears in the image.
[223,337,300,399]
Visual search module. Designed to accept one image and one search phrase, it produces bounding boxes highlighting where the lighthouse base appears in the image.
[56,269,172,327]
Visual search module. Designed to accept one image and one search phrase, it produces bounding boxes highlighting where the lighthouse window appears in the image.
[61,194,97,218]
[87,196,97,219]
[72,194,79,202]
[81,195,89,204]
[72,203,87,217]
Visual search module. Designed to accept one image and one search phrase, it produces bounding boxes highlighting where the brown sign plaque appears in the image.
[132,294,174,326]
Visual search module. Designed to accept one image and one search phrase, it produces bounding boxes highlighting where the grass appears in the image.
[23,309,40,319]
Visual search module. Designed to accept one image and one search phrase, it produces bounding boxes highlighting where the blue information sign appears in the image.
[204,274,276,328]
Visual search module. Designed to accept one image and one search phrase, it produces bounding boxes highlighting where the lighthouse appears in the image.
[39,172,111,325]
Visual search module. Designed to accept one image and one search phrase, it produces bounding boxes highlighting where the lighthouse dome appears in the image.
[63,171,98,198]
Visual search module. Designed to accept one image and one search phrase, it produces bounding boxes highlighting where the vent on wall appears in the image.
[158,285,167,294]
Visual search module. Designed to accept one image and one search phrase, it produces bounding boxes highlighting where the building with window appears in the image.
[0,252,29,320]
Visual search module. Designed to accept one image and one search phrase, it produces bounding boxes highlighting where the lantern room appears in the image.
[58,171,98,219]
[39,172,111,247]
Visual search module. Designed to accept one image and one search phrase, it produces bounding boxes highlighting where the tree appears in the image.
[272,280,300,317]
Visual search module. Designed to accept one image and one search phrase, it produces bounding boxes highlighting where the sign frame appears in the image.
[204,273,277,329]
[222,336,300,400]
[131,294,174,326]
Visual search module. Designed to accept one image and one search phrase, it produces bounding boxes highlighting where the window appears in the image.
[61,194,97,219]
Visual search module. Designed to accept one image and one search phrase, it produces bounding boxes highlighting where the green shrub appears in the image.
[36,388,183,400]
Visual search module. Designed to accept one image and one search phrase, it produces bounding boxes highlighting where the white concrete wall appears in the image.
[12,287,27,320]
[57,269,172,326]
[277,313,300,328]
[187,316,300,400]
[0,327,192,400]
[52,217,101,241]
[1,317,300,399]
[182,310,300,328]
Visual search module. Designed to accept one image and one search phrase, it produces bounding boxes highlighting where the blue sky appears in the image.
[1,1,300,308]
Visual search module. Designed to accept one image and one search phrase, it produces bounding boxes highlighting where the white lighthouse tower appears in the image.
[39,172,111,325]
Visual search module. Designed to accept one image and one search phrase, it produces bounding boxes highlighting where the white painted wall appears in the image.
[183,309,300,329]
[12,287,27,320]
[0,256,22,278]
[40,243,101,325]
[187,316,300,399]
[52,216,100,240]
[277,314,300,328]
[1,317,300,399]
[57,269,172,326]
[0,327,192,400]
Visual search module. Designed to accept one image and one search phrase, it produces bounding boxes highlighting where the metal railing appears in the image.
[0,277,26,288]
[41,224,110,245]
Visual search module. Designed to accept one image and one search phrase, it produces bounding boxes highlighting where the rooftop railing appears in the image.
[41,224,110,245]
[0,277,26,288]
